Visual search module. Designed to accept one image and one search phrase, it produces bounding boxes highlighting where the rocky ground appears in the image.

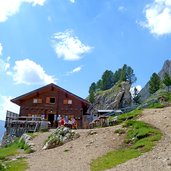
[24,107,171,171]
[25,125,124,171]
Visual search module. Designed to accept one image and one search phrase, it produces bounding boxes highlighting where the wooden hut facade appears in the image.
[11,83,90,128]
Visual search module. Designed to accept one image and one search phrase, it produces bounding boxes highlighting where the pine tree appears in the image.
[89,82,96,94]
[163,72,171,92]
[120,64,137,84]
[96,79,102,91]
[149,73,161,94]
[101,70,114,90]
[89,91,95,103]
[88,82,96,103]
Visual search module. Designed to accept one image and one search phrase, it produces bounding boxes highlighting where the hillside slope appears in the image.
[139,59,171,102]
[23,107,171,171]
[108,107,171,171]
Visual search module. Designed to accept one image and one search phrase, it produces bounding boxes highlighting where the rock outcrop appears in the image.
[19,133,35,152]
[88,81,132,114]
[139,60,171,102]
[42,126,80,150]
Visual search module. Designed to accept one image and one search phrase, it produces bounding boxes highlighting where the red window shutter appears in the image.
[46,97,50,103]
[63,99,68,104]
[38,98,42,103]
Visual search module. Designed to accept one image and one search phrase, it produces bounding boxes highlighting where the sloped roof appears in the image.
[11,83,90,106]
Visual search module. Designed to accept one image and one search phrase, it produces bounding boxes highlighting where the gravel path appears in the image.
[107,107,171,171]
[25,125,124,171]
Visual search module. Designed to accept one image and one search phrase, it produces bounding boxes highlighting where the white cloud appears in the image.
[0,43,2,56]
[130,85,142,97]
[0,56,11,73]
[69,0,75,3]
[0,0,46,22]
[66,65,83,75]
[12,59,56,85]
[52,30,93,61]
[142,0,171,36]
[0,96,20,120]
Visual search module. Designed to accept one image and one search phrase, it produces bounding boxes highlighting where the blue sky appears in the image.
[0,0,171,120]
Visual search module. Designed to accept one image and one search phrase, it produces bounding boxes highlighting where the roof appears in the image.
[97,110,114,113]
[11,83,90,106]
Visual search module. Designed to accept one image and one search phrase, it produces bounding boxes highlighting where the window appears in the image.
[46,97,55,104]
[33,98,38,103]
[50,97,55,104]
[68,100,72,104]
[63,99,72,105]
[33,98,42,104]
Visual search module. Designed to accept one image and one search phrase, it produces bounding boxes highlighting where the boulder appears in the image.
[42,126,80,150]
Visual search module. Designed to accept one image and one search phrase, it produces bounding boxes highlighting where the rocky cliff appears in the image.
[139,60,171,102]
[88,81,132,114]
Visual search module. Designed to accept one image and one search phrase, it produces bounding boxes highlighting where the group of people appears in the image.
[57,115,77,129]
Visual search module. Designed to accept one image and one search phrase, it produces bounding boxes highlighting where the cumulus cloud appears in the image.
[0,96,20,120]
[66,65,83,75]
[0,56,11,73]
[130,85,142,97]
[52,30,93,61]
[0,0,46,22]
[142,0,171,36]
[12,59,56,85]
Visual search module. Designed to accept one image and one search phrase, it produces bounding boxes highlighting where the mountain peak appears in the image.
[158,59,171,79]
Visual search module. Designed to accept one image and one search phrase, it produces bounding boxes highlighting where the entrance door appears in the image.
[48,114,54,127]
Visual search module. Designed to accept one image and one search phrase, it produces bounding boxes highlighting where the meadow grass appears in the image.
[1,159,28,171]
[91,116,162,171]
[0,141,19,160]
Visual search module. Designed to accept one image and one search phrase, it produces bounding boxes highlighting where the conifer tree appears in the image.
[101,70,114,90]
[149,73,161,94]
[163,72,171,92]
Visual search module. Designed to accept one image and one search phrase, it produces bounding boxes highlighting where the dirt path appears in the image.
[107,107,171,171]
[25,125,124,171]
[25,107,171,171]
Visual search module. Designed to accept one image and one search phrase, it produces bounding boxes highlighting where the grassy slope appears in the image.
[90,109,162,171]
[0,135,36,171]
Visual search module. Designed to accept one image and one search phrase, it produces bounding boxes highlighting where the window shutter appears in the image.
[63,99,68,104]
[46,97,50,103]
[38,98,42,103]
